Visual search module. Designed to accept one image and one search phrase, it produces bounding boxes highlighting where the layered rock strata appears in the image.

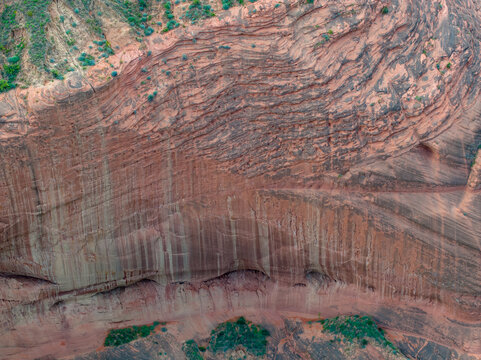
[0,0,480,358]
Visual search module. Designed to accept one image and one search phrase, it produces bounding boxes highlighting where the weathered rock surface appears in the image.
[0,0,481,358]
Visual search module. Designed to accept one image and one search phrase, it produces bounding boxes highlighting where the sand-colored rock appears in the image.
[0,0,480,358]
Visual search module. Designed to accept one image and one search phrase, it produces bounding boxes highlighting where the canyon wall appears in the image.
[0,0,480,358]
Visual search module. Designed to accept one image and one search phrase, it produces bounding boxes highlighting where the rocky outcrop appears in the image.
[0,0,480,358]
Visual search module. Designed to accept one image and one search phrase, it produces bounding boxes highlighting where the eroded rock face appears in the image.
[0,0,480,358]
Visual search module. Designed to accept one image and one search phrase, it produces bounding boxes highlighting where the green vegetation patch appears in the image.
[78,52,95,66]
[221,0,243,10]
[0,5,17,54]
[184,0,215,24]
[0,7,25,92]
[104,321,160,347]
[66,0,104,34]
[109,0,152,34]
[182,339,203,360]
[319,315,398,353]
[161,0,179,32]
[21,0,52,68]
[208,316,270,356]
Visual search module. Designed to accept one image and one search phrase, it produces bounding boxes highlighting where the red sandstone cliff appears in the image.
[0,0,480,358]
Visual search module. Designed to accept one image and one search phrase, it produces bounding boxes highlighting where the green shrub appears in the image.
[320,315,399,353]
[4,64,20,80]
[208,317,270,356]
[78,53,95,66]
[184,0,215,24]
[7,56,19,63]
[111,70,118,77]
[0,79,13,92]
[144,26,154,36]
[0,6,17,53]
[183,339,203,360]
[110,0,149,30]
[381,6,389,14]
[222,0,232,10]
[164,19,179,30]
[104,322,160,347]
[22,0,53,68]
[51,69,64,80]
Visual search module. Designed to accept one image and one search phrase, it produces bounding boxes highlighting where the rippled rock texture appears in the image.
[0,0,481,358]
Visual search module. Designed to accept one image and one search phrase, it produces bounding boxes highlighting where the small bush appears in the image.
[7,55,19,63]
[0,79,13,92]
[4,63,20,80]
[164,19,179,30]
[51,69,64,80]
[381,6,389,14]
[111,71,118,77]
[144,26,154,36]
[222,0,232,10]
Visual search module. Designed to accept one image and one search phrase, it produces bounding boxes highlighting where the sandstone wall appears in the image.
[0,0,480,358]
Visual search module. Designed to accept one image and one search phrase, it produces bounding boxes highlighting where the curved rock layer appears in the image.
[0,0,480,358]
